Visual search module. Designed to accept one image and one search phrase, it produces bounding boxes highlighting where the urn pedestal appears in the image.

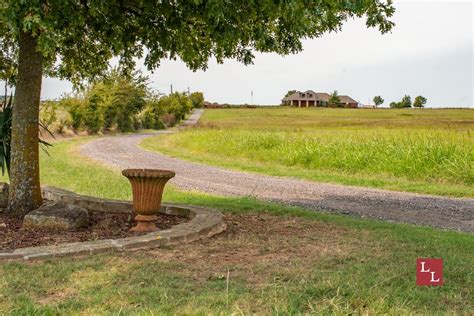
[122,169,175,232]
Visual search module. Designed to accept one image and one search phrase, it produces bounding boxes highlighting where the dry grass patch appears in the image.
[147,213,358,284]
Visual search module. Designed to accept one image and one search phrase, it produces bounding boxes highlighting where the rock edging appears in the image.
[0,186,226,261]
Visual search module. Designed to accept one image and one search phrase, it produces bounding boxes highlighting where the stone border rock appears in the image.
[0,186,226,261]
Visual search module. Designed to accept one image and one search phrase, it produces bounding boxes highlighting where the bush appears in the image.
[116,90,146,132]
[102,101,118,130]
[140,98,166,129]
[60,96,86,130]
[189,92,204,108]
[83,93,103,134]
[57,118,69,134]
[86,70,148,133]
[390,95,412,109]
[161,113,176,127]
[40,101,57,129]
[109,73,147,132]
[132,116,142,130]
[56,68,203,134]
[141,92,192,128]
[163,92,192,121]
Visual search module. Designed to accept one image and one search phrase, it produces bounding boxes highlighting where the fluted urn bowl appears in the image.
[122,169,176,232]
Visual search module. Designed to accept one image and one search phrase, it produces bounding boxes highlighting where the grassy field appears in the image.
[142,108,474,197]
[0,138,473,314]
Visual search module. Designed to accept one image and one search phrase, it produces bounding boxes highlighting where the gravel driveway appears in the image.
[80,110,474,232]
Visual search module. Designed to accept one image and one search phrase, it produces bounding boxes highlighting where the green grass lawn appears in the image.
[142,107,474,197]
[0,137,473,314]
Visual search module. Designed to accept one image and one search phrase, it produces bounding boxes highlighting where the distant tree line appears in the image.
[389,95,427,108]
[372,95,427,108]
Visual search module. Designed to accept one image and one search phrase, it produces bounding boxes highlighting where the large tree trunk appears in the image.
[6,31,43,218]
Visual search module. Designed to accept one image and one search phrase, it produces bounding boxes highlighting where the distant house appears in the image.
[282,90,358,108]
[203,101,223,108]
[338,95,358,108]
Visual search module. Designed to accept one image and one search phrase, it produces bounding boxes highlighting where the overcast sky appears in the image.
[40,0,473,107]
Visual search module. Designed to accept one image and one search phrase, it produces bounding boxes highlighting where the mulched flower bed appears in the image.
[0,210,188,251]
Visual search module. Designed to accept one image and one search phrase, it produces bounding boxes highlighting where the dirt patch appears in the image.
[36,287,77,305]
[0,211,187,250]
[147,213,353,284]
[30,213,363,310]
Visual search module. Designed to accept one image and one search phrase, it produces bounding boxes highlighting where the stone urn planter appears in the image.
[122,169,175,232]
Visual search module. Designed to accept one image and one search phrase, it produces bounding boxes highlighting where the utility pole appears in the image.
[251,90,253,105]
[187,87,190,95]
[170,84,173,94]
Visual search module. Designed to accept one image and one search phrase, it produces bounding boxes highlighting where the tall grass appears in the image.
[200,108,474,131]
[142,108,474,196]
[149,128,473,186]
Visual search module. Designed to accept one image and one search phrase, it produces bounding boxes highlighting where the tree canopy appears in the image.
[329,90,341,106]
[413,95,427,108]
[390,95,413,108]
[373,95,384,106]
[1,0,395,84]
[285,90,297,98]
[0,44,16,96]
[400,95,412,108]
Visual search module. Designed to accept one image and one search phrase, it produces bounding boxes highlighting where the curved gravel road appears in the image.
[80,110,474,232]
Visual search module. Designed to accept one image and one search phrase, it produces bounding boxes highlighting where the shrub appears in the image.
[390,96,412,109]
[83,93,103,134]
[115,89,146,132]
[55,69,202,133]
[132,116,142,130]
[189,92,204,108]
[61,96,86,130]
[56,118,69,134]
[86,70,148,132]
[140,98,166,129]
[102,104,118,130]
[109,73,147,132]
[161,113,177,127]
[40,101,57,129]
[142,92,193,127]
[162,92,192,121]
